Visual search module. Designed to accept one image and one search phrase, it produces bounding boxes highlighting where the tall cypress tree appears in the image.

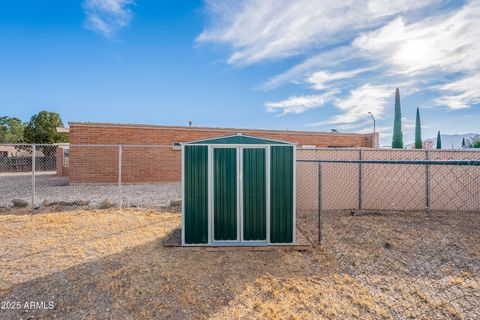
[461,137,466,148]
[436,131,442,149]
[414,107,422,149]
[392,88,404,148]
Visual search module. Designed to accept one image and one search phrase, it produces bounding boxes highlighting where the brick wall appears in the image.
[68,122,378,184]
[296,149,480,212]
[55,148,64,176]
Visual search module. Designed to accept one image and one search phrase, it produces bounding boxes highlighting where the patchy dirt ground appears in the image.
[0,209,479,319]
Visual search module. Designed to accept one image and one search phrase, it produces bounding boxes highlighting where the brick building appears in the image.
[63,122,379,184]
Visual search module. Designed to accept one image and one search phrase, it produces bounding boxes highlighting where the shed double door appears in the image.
[212,147,267,243]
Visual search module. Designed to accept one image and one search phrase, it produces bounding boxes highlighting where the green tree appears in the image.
[23,111,68,156]
[436,131,442,149]
[473,139,480,148]
[461,137,466,148]
[414,107,422,149]
[391,88,404,148]
[0,116,25,143]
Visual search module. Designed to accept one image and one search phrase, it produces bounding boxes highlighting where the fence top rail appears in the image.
[0,143,173,147]
[70,144,173,148]
[32,144,173,148]
[295,147,480,153]
[0,143,69,147]
[297,159,480,166]
[2,143,480,152]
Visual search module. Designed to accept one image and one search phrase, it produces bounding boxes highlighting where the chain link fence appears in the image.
[0,144,182,212]
[1,144,480,317]
[296,148,480,319]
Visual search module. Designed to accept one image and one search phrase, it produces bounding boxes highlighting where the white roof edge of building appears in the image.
[57,127,70,133]
[68,121,374,137]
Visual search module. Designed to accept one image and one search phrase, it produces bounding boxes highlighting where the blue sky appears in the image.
[0,0,479,145]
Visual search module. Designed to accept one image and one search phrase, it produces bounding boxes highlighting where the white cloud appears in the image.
[350,2,480,110]
[264,1,480,90]
[268,84,393,123]
[434,74,480,109]
[198,0,437,65]
[354,3,480,76]
[199,0,479,138]
[329,84,392,124]
[306,67,373,90]
[262,46,358,90]
[265,90,338,115]
[263,1,480,110]
[83,0,135,39]
[356,125,392,135]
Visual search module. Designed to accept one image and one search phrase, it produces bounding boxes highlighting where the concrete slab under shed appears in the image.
[162,227,312,251]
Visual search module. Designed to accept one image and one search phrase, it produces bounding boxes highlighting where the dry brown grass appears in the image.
[0,209,479,319]
[0,209,178,290]
[211,273,392,320]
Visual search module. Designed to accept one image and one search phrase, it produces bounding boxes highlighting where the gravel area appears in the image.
[0,172,181,209]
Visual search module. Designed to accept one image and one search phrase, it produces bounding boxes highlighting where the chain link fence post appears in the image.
[317,161,322,244]
[425,150,430,213]
[31,144,36,212]
[118,144,123,210]
[358,148,363,211]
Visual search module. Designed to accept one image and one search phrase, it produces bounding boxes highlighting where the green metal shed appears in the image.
[182,133,296,246]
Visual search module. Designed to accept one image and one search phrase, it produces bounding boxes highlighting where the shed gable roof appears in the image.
[185,134,293,145]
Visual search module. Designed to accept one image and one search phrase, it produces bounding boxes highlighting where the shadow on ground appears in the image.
[0,230,331,319]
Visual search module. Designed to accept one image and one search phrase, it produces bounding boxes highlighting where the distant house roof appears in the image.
[185,134,294,145]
